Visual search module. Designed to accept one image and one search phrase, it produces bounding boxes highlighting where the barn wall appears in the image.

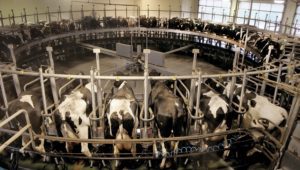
[0,0,298,30]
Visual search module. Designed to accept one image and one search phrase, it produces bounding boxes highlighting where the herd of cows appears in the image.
[0,14,293,169]
[0,16,284,66]
[0,66,288,168]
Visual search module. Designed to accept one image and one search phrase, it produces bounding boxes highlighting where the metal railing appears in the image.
[0,109,34,153]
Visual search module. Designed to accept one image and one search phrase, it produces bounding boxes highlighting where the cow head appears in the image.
[149,69,161,87]
[113,71,126,88]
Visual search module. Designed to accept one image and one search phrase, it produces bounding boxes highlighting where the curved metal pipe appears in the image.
[139,105,155,122]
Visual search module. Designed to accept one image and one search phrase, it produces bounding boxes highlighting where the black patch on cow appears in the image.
[246,92,256,100]
[65,116,78,134]
[122,117,134,136]
[155,114,173,138]
[78,117,82,125]
[109,112,120,137]
[250,100,256,107]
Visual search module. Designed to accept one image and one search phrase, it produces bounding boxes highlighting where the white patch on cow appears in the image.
[107,99,135,136]
[223,82,242,98]
[175,102,179,107]
[58,91,89,126]
[20,95,34,108]
[84,82,97,93]
[58,90,92,157]
[77,125,92,157]
[204,91,228,118]
[246,95,288,130]
[118,81,127,90]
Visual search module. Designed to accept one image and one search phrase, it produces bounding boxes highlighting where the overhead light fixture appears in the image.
[274,0,284,4]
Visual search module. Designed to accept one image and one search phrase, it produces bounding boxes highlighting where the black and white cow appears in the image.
[149,70,186,169]
[0,87,53,159]
[223,82,288,132]
[106,78,138,167]
[55,82,97,157]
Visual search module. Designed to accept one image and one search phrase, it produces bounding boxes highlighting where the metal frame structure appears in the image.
[0,15,299,168]
[0,4,300,37]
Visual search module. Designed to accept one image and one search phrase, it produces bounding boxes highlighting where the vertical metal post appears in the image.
[188,49,200,114]
[93,48,103,132]
[143,49,150,139]
[238,69,247,113]
[247,0,253,25]
[169,5,171,21]
[126,6,128,18]
[115,5,117,18]
[46,47,59,107]
[8,44,21,97]
[35,8,39,23]
[81,5,84,19]
[104,4,106,18]
[23,8,27,24]
[21,12,24,23]
[46,46,55,70]
[229,48,240,105]
[158,5,160,19]
[293,20,298,36]
[47,6,51,23]
[232,47,240,70]
[147,4,149,18]
[222,9,225,23]
[70,5,73,21]
[264,14,268,30]
[284,17,289,34]
[8,44,16,65]
[274,16,278,33]
[211,7,214,21]
[58,6,62,21]
[39,68,48,115]
[8,14,11,26]
[273,64,282,104]
[11,9,15,25]
[274,93,300,170]
[0,73,9,120]
[137,6,140,28]
[253,13,257,26]
[243,10,246,24]
[241,29,249,65]
[260,45,274,96]
[194,72,202,131]
[0,10,3,27]
[92,5,95,18]
[90,69,97,137]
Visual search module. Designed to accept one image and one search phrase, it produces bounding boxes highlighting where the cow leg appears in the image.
[223,135,230,159]
[131,118,139,157]
[160,141,167,169]
[78,126,92,157]
[173,141,179,162]
[113,144,120,167]
[153,142,159,158]
[158,130,167,169]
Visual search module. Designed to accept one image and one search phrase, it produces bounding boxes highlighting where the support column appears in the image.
[188,49,199,133]
[8,44,21,97]
[143,49,150,139]
[46,46,59,107]
[93,48,104,138]
[260,45,274,96]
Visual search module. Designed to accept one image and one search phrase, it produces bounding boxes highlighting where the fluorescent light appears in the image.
[274,0,284,4]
